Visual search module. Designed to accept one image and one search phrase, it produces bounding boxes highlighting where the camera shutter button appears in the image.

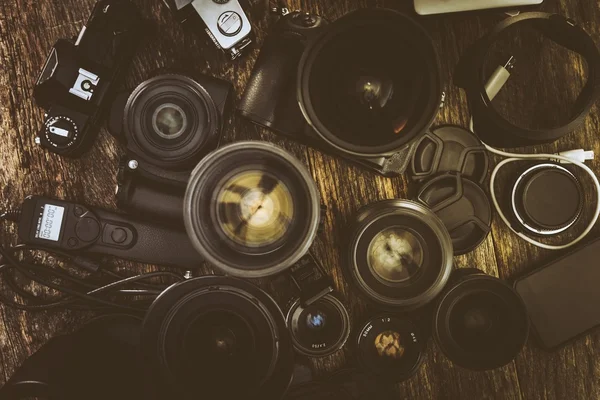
[75,218,101,242]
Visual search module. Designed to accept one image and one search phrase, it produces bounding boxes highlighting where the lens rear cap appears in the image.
[410,125,488,183]
[417,173,492,255]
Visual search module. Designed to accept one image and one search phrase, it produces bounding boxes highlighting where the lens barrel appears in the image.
[142,276,294,400]
[345,200,453,311]
[298,8,442,159]
[356,315,425,383]
[287,294,351,357]
[433,269,529,371]
[123,74,220,170]
[184,141,321,278]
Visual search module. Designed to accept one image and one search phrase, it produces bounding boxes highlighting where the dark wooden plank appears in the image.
[0,0,599,399]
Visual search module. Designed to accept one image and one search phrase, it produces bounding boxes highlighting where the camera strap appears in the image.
[289,254,334,306]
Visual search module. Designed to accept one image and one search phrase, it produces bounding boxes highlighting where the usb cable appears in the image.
[471,57,600,250]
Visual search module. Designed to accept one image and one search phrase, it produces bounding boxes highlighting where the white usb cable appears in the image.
[470,57,600,250]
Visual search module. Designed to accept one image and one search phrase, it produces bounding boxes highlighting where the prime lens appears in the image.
[184,142,321,278]
[287,294,351,357]
[345,200,453,311]
[433,269,529,370]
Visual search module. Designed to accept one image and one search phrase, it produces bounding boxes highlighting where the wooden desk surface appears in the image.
[1,0,599,398]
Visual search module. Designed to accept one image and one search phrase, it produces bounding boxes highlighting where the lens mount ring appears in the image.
[346,200,453,311]
[184,141,321,278]
[286,294,351,357]
[123,74,220,169]
[298,8,442,158]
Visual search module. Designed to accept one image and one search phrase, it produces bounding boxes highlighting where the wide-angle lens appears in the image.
[433,269,529,370]
[184,142,321,278]
[298,9,441,157]
[287,295,350,357]
[142,276,294,400]
[345,200,453,310]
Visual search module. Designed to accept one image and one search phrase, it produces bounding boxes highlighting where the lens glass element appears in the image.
[288,295,350,357]
[368,227,424,283]
[216,170,294,248]
[357,316,424,383]
[152,103,188,140]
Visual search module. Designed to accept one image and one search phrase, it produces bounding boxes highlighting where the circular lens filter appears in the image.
[287,295,351,357]
[417,173,492,255]
[410,125,489,183]
[357,315,425,383]
[511,163,583,235]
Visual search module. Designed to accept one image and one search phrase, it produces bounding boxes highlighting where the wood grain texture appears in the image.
[0,0,599,398]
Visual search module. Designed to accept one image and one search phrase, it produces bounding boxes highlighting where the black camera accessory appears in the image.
[15,195,201,269]
[162,0,252,59]
[297,8,443,176]
[238,9,327,148]
[345,200,453,311]
[433,269,529,371]
[356,315,425,383]
[109,74,234,224]
[456,12,600,148]
[514,237,600,349]
[285,254,349,358]
[33,0,144,157]
[184,141,321,278]
[142,276,294,400]
[510,163,583,236]
[416,173,492,255]
[0,315,144,400]
[410,125,489,184]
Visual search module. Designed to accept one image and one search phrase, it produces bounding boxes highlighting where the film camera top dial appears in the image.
[42,115,79,148]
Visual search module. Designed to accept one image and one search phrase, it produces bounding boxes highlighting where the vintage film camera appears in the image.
[163,0,253,59]
[33,0,144,157]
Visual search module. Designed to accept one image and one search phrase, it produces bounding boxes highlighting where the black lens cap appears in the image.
[416,173,492,255]
[511,163,583,235]
[410,125,489,183]
[356,315,425,383]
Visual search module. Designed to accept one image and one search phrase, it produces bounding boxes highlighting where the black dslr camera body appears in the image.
[239,8,444,176]
[163,0,253,59]
[33,0,144,157]
[108,73,234,225]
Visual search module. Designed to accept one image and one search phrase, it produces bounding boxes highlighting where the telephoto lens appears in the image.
[141,276,294,400]
[345,200,453,311]
[356,315,425,383]
[286,294,351,357]
[433,269,529,370]
[184,141,321,278]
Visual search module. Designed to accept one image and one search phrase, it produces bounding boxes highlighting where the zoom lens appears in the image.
[345,200,453,310]
[433,269,529,371]
[142,276,294,400]
[123,74,220,169]
[184,142,321,278]
[287,295,350,357]
[357,315,425,383]
[298,9,441,158]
